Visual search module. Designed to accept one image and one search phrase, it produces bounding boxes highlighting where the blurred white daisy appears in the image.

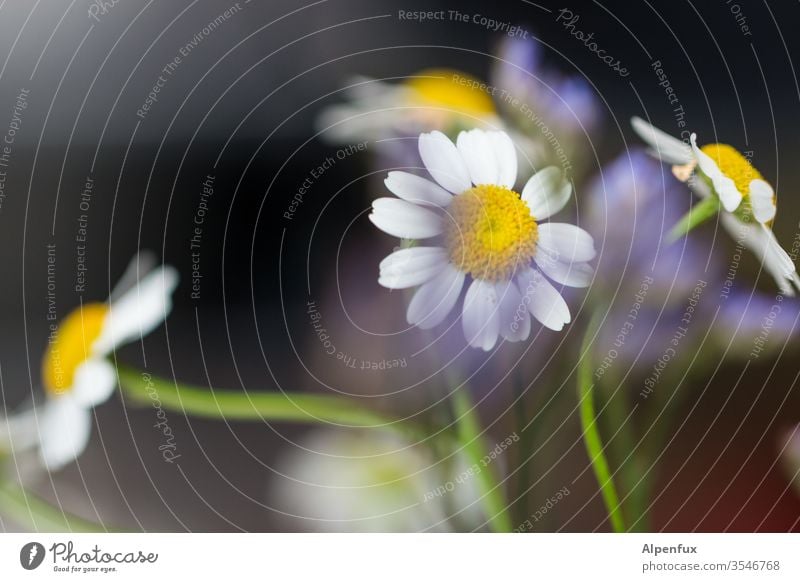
[317,69,547,181]
[632,117,800,295]
[0,255,178,470]
[370,128,595,350]
[316,69,501,142]
[272,428,483,532]
[780,425,800,496]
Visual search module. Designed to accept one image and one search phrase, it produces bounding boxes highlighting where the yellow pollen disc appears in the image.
[700,143,763,197]
[405,69,496,117]
[446,184,538,282]
[42,303,108,397]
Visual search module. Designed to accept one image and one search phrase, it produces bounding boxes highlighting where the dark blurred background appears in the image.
[1,0,799,531]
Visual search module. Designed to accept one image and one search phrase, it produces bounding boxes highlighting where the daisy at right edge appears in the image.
[631,116,800,296]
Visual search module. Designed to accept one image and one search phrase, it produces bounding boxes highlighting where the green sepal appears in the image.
[667,195,721,243]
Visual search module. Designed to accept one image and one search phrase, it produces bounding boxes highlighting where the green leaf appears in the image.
[0,481,112,532]
[667,195,721,243]
[116,365,395,428]
[117,364,512,531]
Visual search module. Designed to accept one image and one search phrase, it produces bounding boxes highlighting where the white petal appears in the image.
[791,272,800,296]
[630,116,693,165]
[537,223,596,263]
[496,280,530,342]
[418,131,472,193]
[461,279,500,351]
[762,225,800,291]
[316,105,402,142]
[521,166,572,220]
[39,398,92,470]
[456,129,499,186]
[406,263,465,329]
[109,251,157,303]
[94,265,179,354]
[384,171,453,207]
[378,247,448,289]
[487,131,517,188]
[517,268,571,331]
[369,198,443,239]
[690,134,742,212]
[315,78,412,142]
[70,359,117,408]
[0,406,40,452]
[535,255,594,288]
[748,179,776,224]
[720,214,800,296]
[341,75,396,101]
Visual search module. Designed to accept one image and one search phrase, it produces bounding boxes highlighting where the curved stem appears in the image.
[451,386,513,532]
[578,313,626,533]
[116,365,395,428]
[0,480,108,532]
[419,326,513,533]
[602,377,649,531]
[117,365,511,530]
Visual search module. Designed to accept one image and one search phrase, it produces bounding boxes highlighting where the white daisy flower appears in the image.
[316,69,501,142]
[632,117,800,295]
[317,70,546,180]
[370,128,595,351]
[0,255,178,470]
[272,428,484,532]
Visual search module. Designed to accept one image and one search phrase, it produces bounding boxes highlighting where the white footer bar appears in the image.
[1,533,798,580]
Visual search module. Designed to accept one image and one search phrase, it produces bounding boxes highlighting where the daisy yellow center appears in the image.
[700,143,763,197]
[405,69,496,116]
[42,303,108,397]
[445,184,538,282]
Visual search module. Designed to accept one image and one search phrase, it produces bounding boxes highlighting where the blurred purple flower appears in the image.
[306,228,559,413]
[717,284,800,358]
[583,150,711,368]
[491,37,602,143]
[586,150,710,301]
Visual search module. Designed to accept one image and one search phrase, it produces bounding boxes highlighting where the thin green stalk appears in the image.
[667,195,721,243]
[420,329,512,532]
[451,386,513,532]
[512,364,530,520]
[525,385,559,531]
[0,481,108,532]
[602,379,649,531]
[116,365,394,427]
[636,365,698,525]
[578,313,626,532]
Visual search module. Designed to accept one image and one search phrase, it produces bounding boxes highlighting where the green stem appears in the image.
[116,365,394,427]
[578,313,626,532]
[512,364,530,521]
[636,365,697,527]
[118,364,510,530]
[451,386,513,532]
[667,195,721,243]
[0,480,108,532]
[602,379,649,531]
